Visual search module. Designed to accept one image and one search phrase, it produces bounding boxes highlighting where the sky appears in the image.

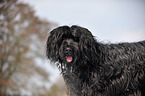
[23,0,145,43]
[22,0,145,83]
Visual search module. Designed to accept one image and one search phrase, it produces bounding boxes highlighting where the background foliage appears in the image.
[0,0,66,96]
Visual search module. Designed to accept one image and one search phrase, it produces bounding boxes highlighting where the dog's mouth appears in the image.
[66,56,73,62]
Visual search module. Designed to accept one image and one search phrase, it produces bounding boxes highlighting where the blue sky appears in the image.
[23,0,145,43]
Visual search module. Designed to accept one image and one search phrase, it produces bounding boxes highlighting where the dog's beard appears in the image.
[59,46,78,64]
[60,50,76,64]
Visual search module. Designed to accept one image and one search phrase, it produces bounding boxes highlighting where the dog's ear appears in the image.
[71,26,99,63]
[46,26,70,62]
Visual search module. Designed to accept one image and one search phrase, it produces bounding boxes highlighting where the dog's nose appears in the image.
[65,48,72,53]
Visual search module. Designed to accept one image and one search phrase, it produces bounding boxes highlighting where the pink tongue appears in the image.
[66,56,73,62]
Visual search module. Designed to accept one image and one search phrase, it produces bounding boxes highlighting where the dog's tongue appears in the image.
[66,56,73,62]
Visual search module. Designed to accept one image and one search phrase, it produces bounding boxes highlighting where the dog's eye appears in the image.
[62,37,65,41]
[62,35,67,41]
[74,37,79,42]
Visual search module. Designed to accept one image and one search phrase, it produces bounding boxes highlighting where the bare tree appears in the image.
[0,0,57,95]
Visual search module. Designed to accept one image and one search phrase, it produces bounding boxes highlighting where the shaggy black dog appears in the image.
[46,25,145,96]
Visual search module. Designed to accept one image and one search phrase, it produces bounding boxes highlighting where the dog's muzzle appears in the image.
[65,47,73,62]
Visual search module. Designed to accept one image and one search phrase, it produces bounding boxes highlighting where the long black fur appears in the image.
[46,25,145,96]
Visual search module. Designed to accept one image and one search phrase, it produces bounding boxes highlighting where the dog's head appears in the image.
[46,25,98,69]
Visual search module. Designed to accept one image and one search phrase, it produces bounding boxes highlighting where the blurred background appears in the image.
[0,0,145,96]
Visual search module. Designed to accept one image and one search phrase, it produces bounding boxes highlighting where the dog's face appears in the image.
[46,25,98,69]
[59,35,80,64]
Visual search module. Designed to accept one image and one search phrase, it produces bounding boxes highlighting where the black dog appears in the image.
[46,25,145,96]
